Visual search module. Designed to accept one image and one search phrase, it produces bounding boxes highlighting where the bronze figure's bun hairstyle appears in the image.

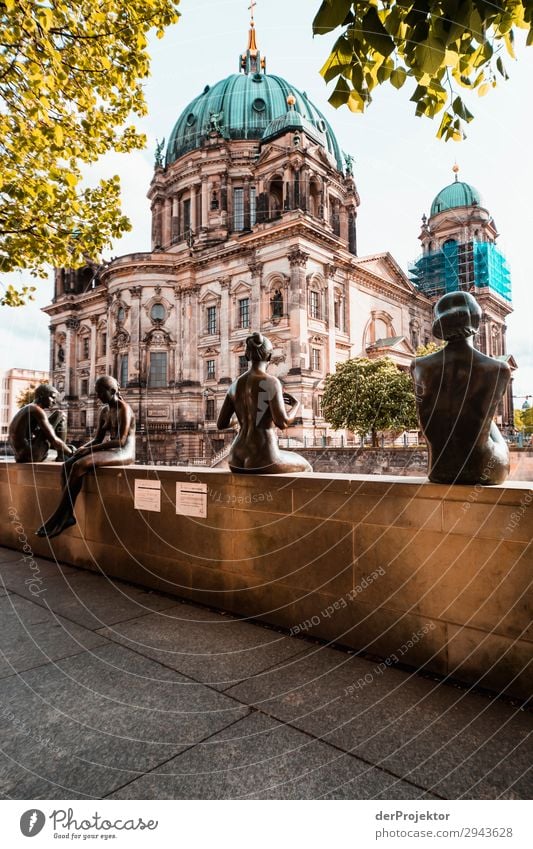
[34,384,55,404]
[245,332,273,362]
[432,291,482,342]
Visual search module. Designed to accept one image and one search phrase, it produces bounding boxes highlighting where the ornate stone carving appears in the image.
[248,260,264,278]
[147,329,168,347]
[65,318,80,331]
[288,248,309,268]
[112,330,130,352]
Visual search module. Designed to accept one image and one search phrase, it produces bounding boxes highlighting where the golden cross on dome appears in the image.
[248,0,256,24]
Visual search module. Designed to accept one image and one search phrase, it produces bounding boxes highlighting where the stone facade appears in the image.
[42,34,513,461]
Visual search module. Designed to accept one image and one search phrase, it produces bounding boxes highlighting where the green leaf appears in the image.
[328,76,351,107]
[390,67,407,89]
[362,7,395,57]
[415,37,446,76]
[436,111,453,139]
[313,0,353,35]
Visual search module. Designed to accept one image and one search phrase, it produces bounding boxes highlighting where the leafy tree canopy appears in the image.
[17,382,42,407]
[515,405,533,433]
[415,340,446,356]
[313,0,532,140]
[0,0,180,306]
[322,356,418,445]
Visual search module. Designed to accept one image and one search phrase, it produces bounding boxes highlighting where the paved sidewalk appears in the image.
[0,545,531,800]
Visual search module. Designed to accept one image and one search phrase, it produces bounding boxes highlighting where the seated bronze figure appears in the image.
[9,383,72,463]
[36,376,136,538]
[411,292,510,485]
[217,332,311,474]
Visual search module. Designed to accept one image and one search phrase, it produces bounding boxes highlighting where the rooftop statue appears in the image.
[36,376,136,539]
[217,332,312,474]
[411,292,510,485]
[154,137,165,168]
[9,384,72,463]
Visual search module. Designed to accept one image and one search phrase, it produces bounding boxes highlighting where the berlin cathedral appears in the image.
[44,17,514,462]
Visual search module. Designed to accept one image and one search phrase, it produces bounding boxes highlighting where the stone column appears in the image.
[300,167,309,212]
[248,258,263,330]
[64,317,79,400]
[49,325,55,375]
[325,265,337,374]
[348,210,357,255]
[190,186,197,234]
[129,286,142,386]
[182,292,193,381]
[219,278,231,382]
[89,317,97,388]
[171,197,180,243]
[243,178,251,231]
[321,178,328,222]
[201,179,208,230]
[152,201,163,248]
[288,248,309,371]
[283,162,292,210]
[162,198,172,248]
[173,287,181,385]
[340,206,349,244]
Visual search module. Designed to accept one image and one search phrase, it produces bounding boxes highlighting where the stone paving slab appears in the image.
[0,594,108,680]
[0,643,248,799]
[0,546,531,801]
[0,555,79,594]
[97,602,310,691]
[1,562,179,630]
[108,710,440,800]
[0,549,21,564]
[226,645,533,800]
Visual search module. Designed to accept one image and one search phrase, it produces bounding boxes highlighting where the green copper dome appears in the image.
[165,72,344,171]
[430,180,482,216]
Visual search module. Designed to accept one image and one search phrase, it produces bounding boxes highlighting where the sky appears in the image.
[1,0,532,399]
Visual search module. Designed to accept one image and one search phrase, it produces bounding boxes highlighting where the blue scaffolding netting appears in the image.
[409,241,512,302]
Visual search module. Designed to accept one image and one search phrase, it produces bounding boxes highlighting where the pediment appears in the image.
[230,280,252,296]
[367,335,415,357]
[355,252,415,294]
[198,286,221,304]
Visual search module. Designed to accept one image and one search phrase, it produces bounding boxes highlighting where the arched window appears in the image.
[268,176,283,218]
[270,289,283,319]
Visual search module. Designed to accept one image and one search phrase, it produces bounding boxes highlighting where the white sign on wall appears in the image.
[134,479,161,512]
[176,482,208,518]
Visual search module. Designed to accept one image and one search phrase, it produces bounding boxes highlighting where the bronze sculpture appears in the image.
[36,376,136,538]
[9,384,72,463]
[411,292,510,485]
[217,332,312,474]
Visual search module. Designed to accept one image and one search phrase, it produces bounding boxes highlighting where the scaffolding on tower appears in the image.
[409,241,511,302]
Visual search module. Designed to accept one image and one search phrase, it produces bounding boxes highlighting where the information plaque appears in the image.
[176,481,208,518]
[134,479,161,512]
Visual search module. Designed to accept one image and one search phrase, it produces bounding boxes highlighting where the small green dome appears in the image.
[165,73,343,171]
[430,180,482,216]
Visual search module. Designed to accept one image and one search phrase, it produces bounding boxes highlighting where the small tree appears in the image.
[522,406,533,435]
[322,356,418,447]
[17,384,38,408]
[415,341,446,357]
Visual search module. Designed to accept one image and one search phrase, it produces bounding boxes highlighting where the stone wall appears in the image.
[297,446,533,480]
[297,447,428,475]
[1,462,531,700]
